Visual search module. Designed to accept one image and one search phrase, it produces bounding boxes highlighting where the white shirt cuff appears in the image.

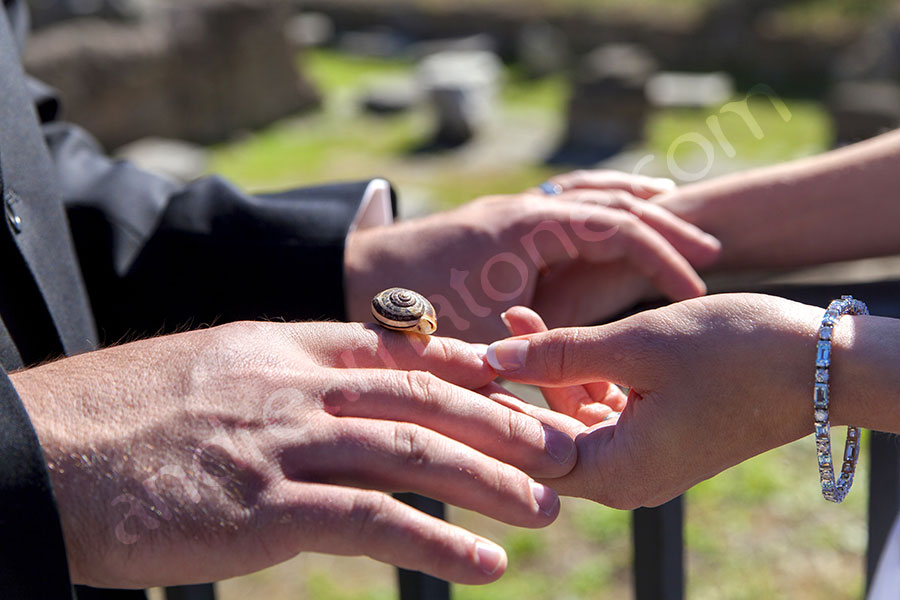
[349,178,394,232]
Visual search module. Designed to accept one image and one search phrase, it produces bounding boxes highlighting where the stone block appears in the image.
[25,0,320,149]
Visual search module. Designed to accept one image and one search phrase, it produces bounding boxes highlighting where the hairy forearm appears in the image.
[659,129,900,271]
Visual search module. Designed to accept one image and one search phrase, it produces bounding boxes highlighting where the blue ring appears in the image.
[539,181,564,195]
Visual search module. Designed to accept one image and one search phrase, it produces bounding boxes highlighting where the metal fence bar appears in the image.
[632,496,684,600]
[395,494,451,600]
[164,584,216,600]
[867,432,900,591]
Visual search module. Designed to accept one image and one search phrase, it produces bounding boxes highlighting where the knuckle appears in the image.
[502,409,529,445]
[392,423,431,469]
[616,210,641,232]
[348,491,393,542]
[610,189,635,205]
[487,460,520,500]
[216,320,271,341]
[404,370,439,405]
[418,545,449,577]
[191,321,286,384]
[429,338,454,366]
[535,329,580,384]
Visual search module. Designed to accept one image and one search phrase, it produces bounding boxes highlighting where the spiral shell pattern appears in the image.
[371,288,437,335]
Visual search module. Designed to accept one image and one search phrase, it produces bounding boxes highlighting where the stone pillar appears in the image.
[551,44,657,165]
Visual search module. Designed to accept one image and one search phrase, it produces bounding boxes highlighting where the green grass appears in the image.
[648,96,832,173]
[502,67,570,113]
[211,48,832,207]
[302,48,414,94]
[209,48,572,209]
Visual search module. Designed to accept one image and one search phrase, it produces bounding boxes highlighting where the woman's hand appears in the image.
[500,305,627,426]
[538,169,677,200]
[486,294,831,508]
[345,179,720,343]
[11,321,579,588]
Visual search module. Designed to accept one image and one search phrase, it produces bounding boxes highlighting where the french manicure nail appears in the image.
[531,481,560,517]
[500,311,512,332]
[475,541,506,575]
[485,340,529,371]
[703,233,722,250]
[543,426,575,463]
[653,177,677,190]
[471,343,489,362]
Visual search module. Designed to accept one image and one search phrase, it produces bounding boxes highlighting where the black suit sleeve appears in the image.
[11,0,388,341]
[0,369,73,599]
[38,110,388,342]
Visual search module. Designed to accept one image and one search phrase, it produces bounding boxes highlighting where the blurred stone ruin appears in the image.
[25,0,320,159]
[23,0,900,174]
[293,0,884,161]
[829,5,900,145]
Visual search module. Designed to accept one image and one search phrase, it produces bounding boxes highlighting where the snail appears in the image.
[371,288,437,335]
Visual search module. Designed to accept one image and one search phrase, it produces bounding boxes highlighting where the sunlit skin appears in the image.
[345,173,720,343]
[11,321,580,588]
[489,295,900,509]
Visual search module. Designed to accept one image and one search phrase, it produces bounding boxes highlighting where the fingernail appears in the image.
[531,481,561,517]
[703,233,722,250]
[543,425,575,463]
[470,343,489,362]
[475,541,506,575]
[485,340,529,371]
[500,311,512,332]
[653,177,677,190]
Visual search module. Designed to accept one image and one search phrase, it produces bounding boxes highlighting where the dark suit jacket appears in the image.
[0,1,393,596]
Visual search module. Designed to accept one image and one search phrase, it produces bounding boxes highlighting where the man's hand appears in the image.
[345,173,720,343]
[10,322,577,588]
[484,295,830,508]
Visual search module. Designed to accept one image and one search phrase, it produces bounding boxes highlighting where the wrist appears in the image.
[344,228,381,322]
[0,369,78,593]
[8,370,57,456]
[770,302,827,444]
[658,170,816,272]
[829,314,900,432]
[9,367,95,585]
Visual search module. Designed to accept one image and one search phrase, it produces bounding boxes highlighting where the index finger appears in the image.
[566,205,708,302]
[556,190,721,268]
[544,169,677,200]
[295,322,496,390]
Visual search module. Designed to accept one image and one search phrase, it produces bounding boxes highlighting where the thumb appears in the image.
[485,323,644,388]
[500,307,626,424]
[501,306,549,337]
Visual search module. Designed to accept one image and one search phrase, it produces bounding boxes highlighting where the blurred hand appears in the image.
[11,321,578,588]
[345,172,720,343]
[535,169,678,200]
[484,294,824,509]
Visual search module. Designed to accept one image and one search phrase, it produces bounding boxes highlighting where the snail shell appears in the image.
[371,288,437,335]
